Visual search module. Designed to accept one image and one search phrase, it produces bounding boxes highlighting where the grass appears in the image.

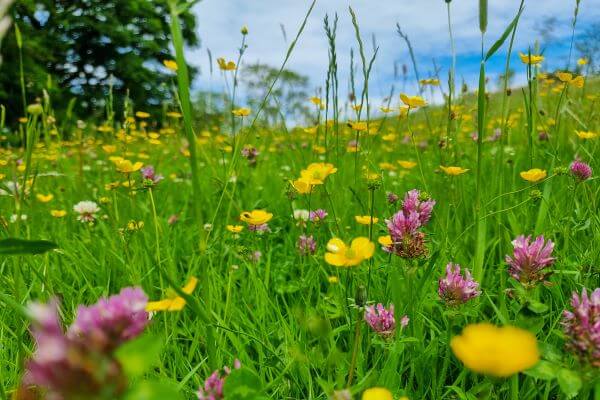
[0,3,600,400]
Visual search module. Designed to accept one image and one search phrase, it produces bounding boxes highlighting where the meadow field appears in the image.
[0,0,599,399]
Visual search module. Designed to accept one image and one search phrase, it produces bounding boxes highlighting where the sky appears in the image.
[189,0,600,108]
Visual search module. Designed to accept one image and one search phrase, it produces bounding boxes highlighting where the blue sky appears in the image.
[189,0,600,107]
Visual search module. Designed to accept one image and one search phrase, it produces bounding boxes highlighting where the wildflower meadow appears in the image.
[0,0,599,399]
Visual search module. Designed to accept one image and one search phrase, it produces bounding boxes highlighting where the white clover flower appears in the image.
[73,201,100,223]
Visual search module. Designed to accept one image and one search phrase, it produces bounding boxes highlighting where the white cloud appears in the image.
[189,0,600,106]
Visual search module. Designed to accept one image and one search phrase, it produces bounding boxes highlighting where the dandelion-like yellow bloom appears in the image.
[324,237,374,267]
[232,107,251,117]
[116,159,144,173]
[451,323,539,377]
[575,130,598,140]
[146,277,198,312]
[398,160,417,169]
[50,210,67,218]
[240,210,273,226]
[400,94,427,108]
[163,60,178,72]
[217,58,236,71]
[355,215,379,225]
[226,225,244,233]
[519,52,544,65]
[36,193,54,203]
[520,168,547,183]
[362,387,393,400]
[440,166,469,176]
[347,121,368,131]
[135,111,150,119]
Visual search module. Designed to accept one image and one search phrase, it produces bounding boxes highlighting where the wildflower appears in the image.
[562,288,600,367]
[297,235,317,255]
[302,162,337,182]
[400,315,410,329]
[68,287,149,352]
[400,94,427,108]
[36,193,54,203]
[397,160,417,169]
[226,225,244,233]
[520,168,547,183]
[556,72,584,88]
[385,190,435,258]
[135,111,150,119]
[438,263,481,306]
[146,277,198,312]
[451,323,540,377]
[126,220,144,232]
[332,389,352,400]
[197,360,241,400]
[310,97,322,107]
[347,121,368,131]
[519,52,544,65]
[505,235,555,286]
[577,57,588,66]
[168,214,179,225]
[386,191,399,204]
[50,210,67,218]
[570,160,592,181]
[575,130,598,140]
[364,303,395,338]
[19,300,128,400]
[324,237,374,267]
[116,159,143,174]
[355,215,378,225]
[217,57,236,71]
[420,78,440,86]
[73,201,100,223]
[249,250,262,263]
[10,214,27,223]
[240,210,272,232]
[163,59,178,71]
[327,276,339,284]
[440,166,469,176]
[140,165,164,186]
[362,387,393,400]
[241,145,259,166]
[309,209,328,222]
[241,25,248,35]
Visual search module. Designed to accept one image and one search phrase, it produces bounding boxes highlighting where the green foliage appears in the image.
[0,237,58,255]
[0,0,198,119]
[115,333,164,378]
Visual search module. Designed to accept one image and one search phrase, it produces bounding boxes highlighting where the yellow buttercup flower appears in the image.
[520,168,547,183]
[577,57,588,66]
[36,193,54,203]
[378,235,393,247]
[309,97,322,107]
[451,323,539,377]
[575,130,598,140]
[440,166,469,176]
[102,145,117,154]
[556,72,584,88]
[232,107,251,117]
[217,58,236,71]
[300,162,337,183]
[327,276,339,284]
[135,111,150,119]
[398,160,417,169]
[347,121,368,131]
[519,52,544,65]
[146,277,198,312]
[226,225,244,233]
[240,210,273,226]
[400,94,427,108]
[291,178,315,194]
[362,387,393,400]
[163,60,178,72]
[116,159,144,173]
[324,237,375,267]
[50,210,67,218]
[355,215,378,225]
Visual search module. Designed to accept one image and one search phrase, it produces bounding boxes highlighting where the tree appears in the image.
[241,62,311,126]
[577,22,600,72]
[0,0,198,120]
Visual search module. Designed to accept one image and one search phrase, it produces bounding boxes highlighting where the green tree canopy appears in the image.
[1,0,198,120]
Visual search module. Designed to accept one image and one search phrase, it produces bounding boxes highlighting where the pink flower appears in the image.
[364,303,396,338]
[570,160,592,181]
[68,287,149,352]
[140,165,164,185]
[297,235,317,255]
[438,263,481,306]
[562,288,600,367]
[197,360,241,400]
[505,235,555,286]
[309,209,328,222]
